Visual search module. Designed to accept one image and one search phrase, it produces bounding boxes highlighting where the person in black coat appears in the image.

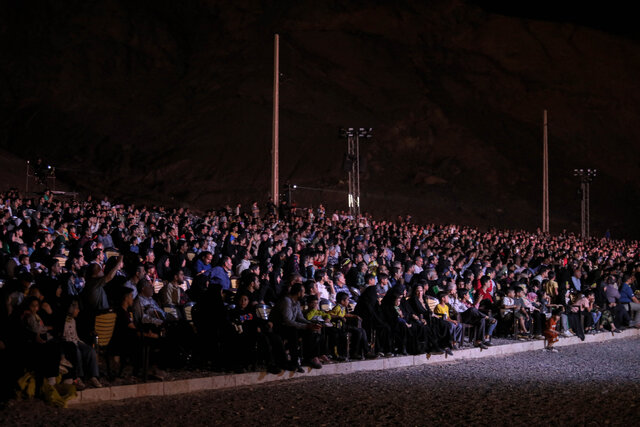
[381,285,411,355]
[192,283,234,370]
[408,283,453,355]
[354,286,392,355]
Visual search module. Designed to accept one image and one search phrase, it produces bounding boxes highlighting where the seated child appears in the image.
[328,292,376,360]
[304,295,332,326]
[501,287,517,331]
[304,295,332,363]
[434,292,463,349]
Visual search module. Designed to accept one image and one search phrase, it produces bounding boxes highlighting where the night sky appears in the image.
[1,0,640,237]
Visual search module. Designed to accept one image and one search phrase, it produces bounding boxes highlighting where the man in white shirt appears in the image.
[313,269,335,304]
[413,256,424,275]
[235,250,252,276]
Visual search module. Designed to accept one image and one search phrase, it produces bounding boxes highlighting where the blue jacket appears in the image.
[194,259,213,276]
[619,283,635,303]
[207,266,231,290]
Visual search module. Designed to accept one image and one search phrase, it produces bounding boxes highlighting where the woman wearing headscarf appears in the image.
[406,283,448,355]
[354,286,392,356]
[380,285,411,355]
[409,282,453,355]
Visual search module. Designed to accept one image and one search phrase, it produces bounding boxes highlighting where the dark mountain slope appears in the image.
[1,0,639,237]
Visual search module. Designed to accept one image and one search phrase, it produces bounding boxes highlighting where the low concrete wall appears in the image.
[71,328,640,405]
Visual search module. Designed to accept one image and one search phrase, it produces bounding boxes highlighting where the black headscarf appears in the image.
[354,286,387,328]
[156,255,172,281]
[381,285,405,326]
[354,286,379,316]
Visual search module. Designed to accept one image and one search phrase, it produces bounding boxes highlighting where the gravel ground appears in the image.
[2,337,640,426]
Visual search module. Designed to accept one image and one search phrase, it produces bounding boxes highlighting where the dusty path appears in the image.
[2,337,640,426]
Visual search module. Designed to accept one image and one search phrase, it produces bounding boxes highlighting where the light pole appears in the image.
[271,34,280,210]
[573,168,596,239]
[542,109,549,233]
[339,127,372,217]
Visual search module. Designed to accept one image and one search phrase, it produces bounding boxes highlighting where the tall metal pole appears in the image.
[355,133,361,216]
[580,181,586,238]
[25,161,29,194]
[271,34,280,209]
[348,134,356,216]
[585,180,590,239]
[542,109,549,233]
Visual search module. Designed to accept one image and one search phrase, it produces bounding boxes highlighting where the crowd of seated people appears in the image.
[1,188,640,402]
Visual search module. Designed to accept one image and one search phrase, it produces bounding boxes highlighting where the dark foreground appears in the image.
[2,337,640,426]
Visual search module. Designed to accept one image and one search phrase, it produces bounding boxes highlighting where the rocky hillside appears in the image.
[1,0,640,237]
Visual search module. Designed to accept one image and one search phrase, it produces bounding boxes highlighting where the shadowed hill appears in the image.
[1,0,639,237]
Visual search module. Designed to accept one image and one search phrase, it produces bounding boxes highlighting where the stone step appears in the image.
[71,328,640,405]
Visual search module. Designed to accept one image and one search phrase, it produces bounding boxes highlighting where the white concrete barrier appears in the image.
[71,328,640,405]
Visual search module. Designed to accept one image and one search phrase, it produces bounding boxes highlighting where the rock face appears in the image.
[1,0,640,236]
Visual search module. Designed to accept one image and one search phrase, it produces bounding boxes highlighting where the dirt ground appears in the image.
[2,337,639,426]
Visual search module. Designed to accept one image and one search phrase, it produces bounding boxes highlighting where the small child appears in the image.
[434,292,463,349]
[328,292,375,360]
[304,295,332,326]
[543,309,562,352]
[62,300,102,389]
[304,295,332,363]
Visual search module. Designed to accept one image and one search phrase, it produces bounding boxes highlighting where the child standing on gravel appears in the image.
[543,309,561,352]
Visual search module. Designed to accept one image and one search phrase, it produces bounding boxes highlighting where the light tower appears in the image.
[340,127,372,217]
[573,168,596,239]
